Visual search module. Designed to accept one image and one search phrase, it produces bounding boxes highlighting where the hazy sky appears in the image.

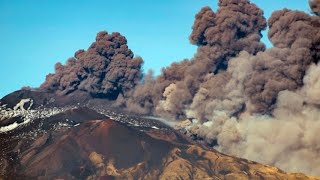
[0,0,310,98]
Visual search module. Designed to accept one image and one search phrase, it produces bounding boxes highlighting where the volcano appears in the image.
[1,0,320,178]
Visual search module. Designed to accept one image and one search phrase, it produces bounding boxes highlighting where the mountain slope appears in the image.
[0,104,318,180]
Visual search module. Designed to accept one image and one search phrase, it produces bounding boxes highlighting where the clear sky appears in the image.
[0,0,310,98]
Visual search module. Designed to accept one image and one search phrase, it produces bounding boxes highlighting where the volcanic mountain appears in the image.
[0,90,318,180]
[1,0,320,179]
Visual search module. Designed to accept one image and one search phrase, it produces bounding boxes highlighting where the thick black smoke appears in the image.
[191,0,266,54]
[244,9,320,113]
[41,31,143,100]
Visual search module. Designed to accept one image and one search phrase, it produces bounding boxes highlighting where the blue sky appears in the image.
[0,0,310,98]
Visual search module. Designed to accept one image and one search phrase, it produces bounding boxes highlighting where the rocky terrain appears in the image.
[0,90,319,180]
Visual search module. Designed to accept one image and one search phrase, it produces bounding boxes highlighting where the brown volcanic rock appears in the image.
[0,109,317,180]
[22,120,174,179]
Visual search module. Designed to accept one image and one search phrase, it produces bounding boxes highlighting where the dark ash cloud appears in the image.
[40,31,143,100]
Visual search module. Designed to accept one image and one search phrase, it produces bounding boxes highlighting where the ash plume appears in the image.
[191,0,267,55]
[120,0,320,176]
[185,7,319,175]
[191,63,320,175]
[124,0,266,119]
[40,31,143,100]
[245,9,320,113]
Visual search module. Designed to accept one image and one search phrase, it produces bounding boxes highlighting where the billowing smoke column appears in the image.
[123,0,267,118]
[190,0,266,56]
[121,0,320,176]
[41,31,143,100]
[244,9,320,113]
